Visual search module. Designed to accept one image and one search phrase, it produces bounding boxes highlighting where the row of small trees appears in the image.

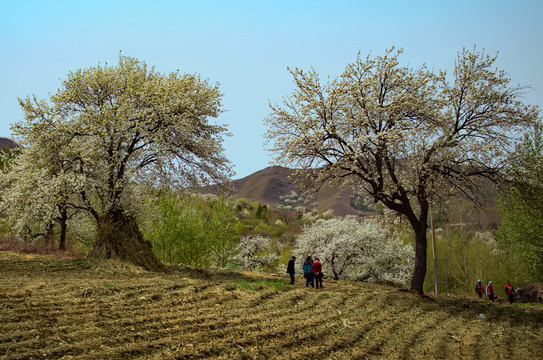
[142,188,541,292]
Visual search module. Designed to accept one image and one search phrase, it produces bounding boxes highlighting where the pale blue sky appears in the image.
[1,0,542,178]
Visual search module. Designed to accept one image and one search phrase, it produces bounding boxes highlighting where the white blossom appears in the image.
[295,217,414,286]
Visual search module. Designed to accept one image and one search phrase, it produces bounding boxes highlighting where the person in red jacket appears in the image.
[486,281,495,301]
[505,281,516,304]
[312,258,323,289]
[475,279,483,298]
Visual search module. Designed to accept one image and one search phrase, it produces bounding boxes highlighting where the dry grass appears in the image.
[1,251,542,359]
[0,237,82,260]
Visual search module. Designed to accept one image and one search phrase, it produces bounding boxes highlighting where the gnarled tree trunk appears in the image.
[87,209,166,272]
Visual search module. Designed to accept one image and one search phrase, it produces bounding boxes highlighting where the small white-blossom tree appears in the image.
[295,217,414,286]
[237,235,279,272]
[0,125,84,250]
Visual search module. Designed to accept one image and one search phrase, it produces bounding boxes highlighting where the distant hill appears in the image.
[0,137,18,150]
[201,166,373,217]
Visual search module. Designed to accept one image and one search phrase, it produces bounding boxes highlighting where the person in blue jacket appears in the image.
[303,254,314,288]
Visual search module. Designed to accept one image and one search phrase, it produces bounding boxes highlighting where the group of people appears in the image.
[288,257,519,303]
[475,279,516,304]
[286,254,324,289]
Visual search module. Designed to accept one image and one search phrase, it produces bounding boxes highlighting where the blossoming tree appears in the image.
[7,55,233,270]
[265,47,538,293]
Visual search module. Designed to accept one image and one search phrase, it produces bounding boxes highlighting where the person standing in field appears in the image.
[312,257,323,289]
[475,279,483,298]
[486,281,495,301]
[505,281,516,304]
[303,254,314,288]
[286,256,296,285]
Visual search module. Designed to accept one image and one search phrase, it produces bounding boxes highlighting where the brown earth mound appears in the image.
[517,283,543,303]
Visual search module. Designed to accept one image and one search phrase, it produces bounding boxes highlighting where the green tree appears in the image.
[496,122,543,283]
[207,195,241,268]
[10,55,232,270]
[144,193,240,268]
[265,47,537,293]
[146,193,210,266]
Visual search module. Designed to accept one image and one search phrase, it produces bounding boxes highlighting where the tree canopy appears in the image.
[1,55,233,269]
[17,55,232,215]
[265,47,538,293]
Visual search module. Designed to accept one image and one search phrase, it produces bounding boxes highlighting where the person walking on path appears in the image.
[505,281,516,304]
[312,258,323,289]
[286,256,296,285]
[486,281,495,301]
[475,279,483,298]
[303,254,314,288]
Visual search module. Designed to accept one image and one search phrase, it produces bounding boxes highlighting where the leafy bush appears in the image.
[143,193,240,268]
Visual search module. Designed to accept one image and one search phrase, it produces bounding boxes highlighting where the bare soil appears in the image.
[1,251,542,359]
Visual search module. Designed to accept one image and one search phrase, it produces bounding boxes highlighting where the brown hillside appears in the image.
[202,166,371,217]
[0,137,17,150]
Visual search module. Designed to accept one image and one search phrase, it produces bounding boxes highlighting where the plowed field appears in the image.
[1,251,542,359]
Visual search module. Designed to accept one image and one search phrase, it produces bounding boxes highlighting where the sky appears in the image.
[1,0,542,179]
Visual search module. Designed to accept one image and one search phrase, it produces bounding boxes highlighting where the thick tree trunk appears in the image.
[410,227,428,294]
[87,208,166,272]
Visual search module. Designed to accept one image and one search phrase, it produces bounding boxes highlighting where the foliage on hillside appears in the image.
[200,166,372,217]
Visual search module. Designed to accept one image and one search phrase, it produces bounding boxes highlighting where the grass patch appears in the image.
[236,279,288,292]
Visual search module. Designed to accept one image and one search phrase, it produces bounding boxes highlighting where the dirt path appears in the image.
[1,252,542,359]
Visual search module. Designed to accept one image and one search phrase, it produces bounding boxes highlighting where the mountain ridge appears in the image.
[202,166,371,217]
[0,137,17,150]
